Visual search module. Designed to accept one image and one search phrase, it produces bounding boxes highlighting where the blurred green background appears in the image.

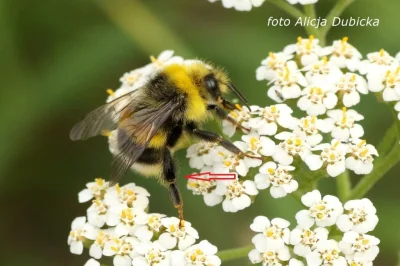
[1,0,399,265]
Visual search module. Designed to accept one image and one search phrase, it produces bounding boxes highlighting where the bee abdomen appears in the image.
[132,148,164,177]
[136,148,163,164]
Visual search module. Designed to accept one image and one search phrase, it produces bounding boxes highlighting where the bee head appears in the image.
[186,62,249,108]
[205,67,249,108]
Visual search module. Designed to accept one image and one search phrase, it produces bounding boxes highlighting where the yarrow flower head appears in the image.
[305,139,349,177]
[290,227,329,257]
[257,52,294,81]
[273,132,312,165]
[326,107,364,141]
[297,83,338,116]
[368,66,400,101]
[215,179,258,212]
[339,231,380,262]
[133,241,171,266]
[268,62,308,101]
[158,217,199,250]
[359,49,399,75]
[336,198,378,233]
[335,73,368,107]
[254,162,298,198]
[248,240,291,266]
[327,37,362,71]
[248,104,295,135]
[250,216,291,247]
[186,142,219,170]
[222,105,253,137]
[284,36,326,66]
[346,139,378,175]
[293,116,332,147]
[296,190,343,228]
[79,178,109,203]
[303,57,343,84]
[306,239,347,266]
[171,240,221,266]
[68,217,97,255]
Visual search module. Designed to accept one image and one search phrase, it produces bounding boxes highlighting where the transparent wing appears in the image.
[109,99,182,186]
[70,90,142,141]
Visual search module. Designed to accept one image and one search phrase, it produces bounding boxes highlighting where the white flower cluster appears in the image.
[207,0,265,11]
[249,190,379,266]
[68,178,221,266]
[257,35,400,120]
[186,101,378,211]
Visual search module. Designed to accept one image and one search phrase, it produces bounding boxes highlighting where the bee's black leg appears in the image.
[207,104,250,132]
[186,122,245,156]
[216,97,236,110]
[162,148,184,227]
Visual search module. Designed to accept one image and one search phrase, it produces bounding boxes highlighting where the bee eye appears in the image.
[205,78,217,90]
[204,74,219,96]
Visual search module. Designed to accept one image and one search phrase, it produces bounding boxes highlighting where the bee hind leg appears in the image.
[163,148,185,227]
[169,182,184,227]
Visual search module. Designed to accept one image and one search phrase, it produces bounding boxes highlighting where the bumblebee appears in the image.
[70,61,254,225]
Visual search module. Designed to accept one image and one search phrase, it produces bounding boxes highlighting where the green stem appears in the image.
[95,0,194,56]
[348,122,400,200]
[377,123,397,157]
[303,4,320,39]
[303,4,316,19]
[320,0,356,41]
[268,0,305,19]
[217,245,253,261]
[336,170,351,201]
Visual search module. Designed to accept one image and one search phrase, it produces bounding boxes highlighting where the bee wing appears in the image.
[109,99,183,186]
[70,90,142,141]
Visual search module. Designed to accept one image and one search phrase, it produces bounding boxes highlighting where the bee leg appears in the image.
[186,124,253,158]
[163,149,185,228]
[169,182,184,227]
[216,97,236,110]
[207,104,250,132]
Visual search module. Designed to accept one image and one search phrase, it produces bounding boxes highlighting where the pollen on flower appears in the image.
[368,49,395,65]
[106,89,115,96]
[101,130,112,137]
[297,35,316,55]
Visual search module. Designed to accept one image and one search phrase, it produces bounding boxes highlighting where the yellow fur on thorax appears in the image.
[163,64,207,122]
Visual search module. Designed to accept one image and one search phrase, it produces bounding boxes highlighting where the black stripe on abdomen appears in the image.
[136,148,163,164]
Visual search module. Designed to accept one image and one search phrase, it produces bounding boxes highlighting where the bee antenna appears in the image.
[227,83,250,109]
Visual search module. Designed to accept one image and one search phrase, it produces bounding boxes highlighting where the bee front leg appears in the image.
[162,148,185,228]
[216,96,236,110]
[207,104,250,132]
[186,123,241,155]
